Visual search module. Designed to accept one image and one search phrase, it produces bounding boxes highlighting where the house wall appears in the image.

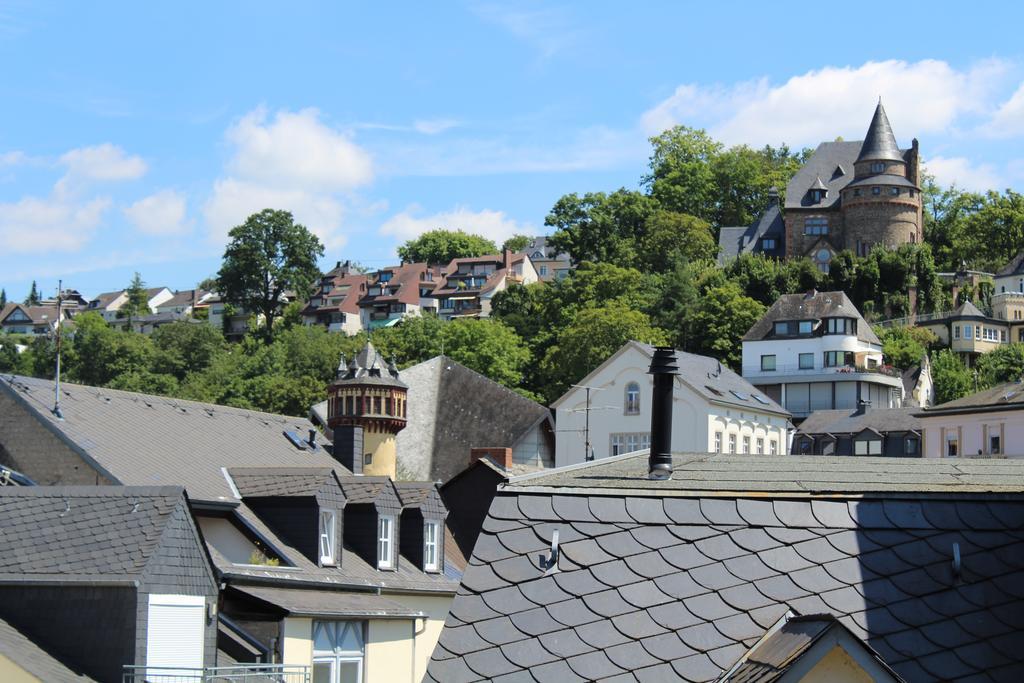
[554,346,789,467]
[278,594,452,683]
[801,644,876,683]
[741,334,882,379]
[920,408,1024,458]
[706,412,787,455]
[0,655,38,683]
[0,585,138,683]
[0,386,114,485]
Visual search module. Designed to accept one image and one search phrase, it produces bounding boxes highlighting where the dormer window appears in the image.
[319,510,337,566]
[377,515,395,569]
[809,189,825,203]
[424,520,440,572]
[871,162,885,173]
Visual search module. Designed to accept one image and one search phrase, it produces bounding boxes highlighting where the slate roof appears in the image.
[742,290,880,346]
[333,341,406,389]
[228,467,339,498]
[426,451,1024,682]
[796,407,920,437]
[232,584,425,618]
[314,356,553,483]
[856,102,905,163]
[159,289,207,309]
[0,617,95,681]
[785,141,862,210]
[0,485,188,580]
[521,236,570,264]
[996,251,1024,278]
[717,202,785,264]
[951,300,986,318]
[337,475,395,504]
[0,374,340,503]
[846,174,917,189]
[920,380,1024,415]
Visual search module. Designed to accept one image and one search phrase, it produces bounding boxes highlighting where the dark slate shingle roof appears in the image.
[717,204,785,264]
[0,617,95,681]
[228,467,339,499]
[796,407,920,437]
[922,380,1024,414]
[1,375,341,503]
[785,141,862,210]
[0,485,186,579]
[856,102,904,164]
[337,475,395,505]
[996,251,1024,278]
[742,291,880,346]
[426,453,1024,682]
[232,584,424,618]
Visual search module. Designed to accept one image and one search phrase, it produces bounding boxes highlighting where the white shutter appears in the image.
[146,594,206,674]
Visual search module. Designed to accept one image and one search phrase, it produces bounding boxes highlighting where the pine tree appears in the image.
[0,289,6,308]
[23,281,40,306]
[122,272,149,329]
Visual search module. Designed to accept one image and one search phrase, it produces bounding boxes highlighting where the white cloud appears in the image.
[641,59,1009,147]
[925,156,1006,192]
[986,81,1024,137]
[204,178,347,249]
[123,189,190,236]
[225,107,372,191]
[379,204,533,245]
[205,107,373,248]
[413,119,460,135]
[0,195,110,252]
[0,151,25,166]
[56,143,147,195]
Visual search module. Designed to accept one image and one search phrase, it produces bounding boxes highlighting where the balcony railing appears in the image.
[123,664,308,683]
[745,363,901,378]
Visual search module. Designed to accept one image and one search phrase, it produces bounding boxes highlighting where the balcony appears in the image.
[123,664,309,682]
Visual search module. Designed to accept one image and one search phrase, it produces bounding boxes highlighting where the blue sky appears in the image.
[2,1,1023,301]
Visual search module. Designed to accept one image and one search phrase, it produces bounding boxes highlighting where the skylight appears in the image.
[705,385,723,396]
[752,395,770,405]
[730,390,749,401]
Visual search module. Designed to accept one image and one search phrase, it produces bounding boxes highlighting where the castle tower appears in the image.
[840,100,923,254]
[326,342,407,479]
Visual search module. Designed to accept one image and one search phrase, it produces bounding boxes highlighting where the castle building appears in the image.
[326,342,408,478]
[719,101,923,272]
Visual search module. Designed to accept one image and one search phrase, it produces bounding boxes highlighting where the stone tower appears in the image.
[840,100,923,254]
[326,342,407,478]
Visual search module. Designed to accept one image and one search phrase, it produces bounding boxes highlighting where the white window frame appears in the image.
[742,436,750,454]
[611,432,651,456]
[769,440,778,455]
[319,510,337,566]
[313,620,365,683]
[624,382,641,415]
[424,520,440,572]
[756,438,764,455]
[714,432,722,453]
[728,434,737,454]
[377,515,395,570]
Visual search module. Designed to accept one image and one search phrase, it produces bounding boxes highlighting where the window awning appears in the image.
[231,585,424,619]
[444,295,477,301]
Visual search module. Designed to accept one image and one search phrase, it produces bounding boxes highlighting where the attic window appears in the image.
[730,390,749,401]
[752,395,770,405]
[377,516,395,570]
[705,385,723,396]
[424,520,440,572]
[319,510,337,566]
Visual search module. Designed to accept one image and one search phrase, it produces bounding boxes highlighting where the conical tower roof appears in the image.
[856,100,904,163]
[333,341,406,388]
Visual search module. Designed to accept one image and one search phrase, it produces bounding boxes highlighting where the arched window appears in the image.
[624,382,641,415]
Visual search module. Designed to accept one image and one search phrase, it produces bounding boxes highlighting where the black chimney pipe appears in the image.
[648,347,679,480]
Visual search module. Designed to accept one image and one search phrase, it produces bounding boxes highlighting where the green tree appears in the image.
[151,322,226,380]
[69,313,154,386]
[539,303,669,403]
[120,272,149,328]
[637,211,717,272]
[0,335,31,375]
[931,349,974,405]
[24,280,40,306]
[217,209,324,343]
[687,283,766,370]
[0,289,6,308]
[546,190,655,267]
[396,229,497,264]
[501,234,533,253]
[975,344,1024,388]
[875,326,938,370]
[644,127,721,222]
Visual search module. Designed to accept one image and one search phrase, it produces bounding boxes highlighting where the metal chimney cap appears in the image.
[648,347,680,375]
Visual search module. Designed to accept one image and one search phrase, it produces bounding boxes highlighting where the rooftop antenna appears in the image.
[52,279,64,420]
[570,385,606,462]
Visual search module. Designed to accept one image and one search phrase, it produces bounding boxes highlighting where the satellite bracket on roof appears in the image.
[538,528,559,574]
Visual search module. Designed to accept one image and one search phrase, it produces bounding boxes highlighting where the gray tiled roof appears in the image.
[427,452,1024,682]
[922,380,1024,414]
[996,251,1024,278]
[846,174,916,189]
[396,481,448,518]
[796,408,920,437]
[630,343,788,417]
[232,584,425,618]
[1,375,342,503]
[951,299,986,318]
[338,475,395,505]
[742,291,880,346]
[717,204,785,264]
[228,467,339,498]
[785,141,862,210]
[856,102,904,164]
[0,485,187,579]
[0,617,95,681]
[508,451,1024,494]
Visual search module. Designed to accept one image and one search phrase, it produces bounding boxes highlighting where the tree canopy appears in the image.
[500,234,533,254]
[397,229,498,264]
[217,209,324,342]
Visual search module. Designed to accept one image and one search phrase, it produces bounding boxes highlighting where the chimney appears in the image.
[307,428,318,450]
[332,425,364,474]
[768,186,779,205]
[647,347,679,480]
[470,447,512,470]
[503,249,513,271]
[855,399,870,416]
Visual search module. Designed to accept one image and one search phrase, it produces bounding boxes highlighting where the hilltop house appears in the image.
[0,369,458,682]
[154,288,214,318]
[359,263,441,330]
[0,303,73,335]
[742,290,903,419]
[518,236,572,282]
[302,261,368,335]
[86,287,173,323]
[553,340,791,466]
[431,252,538,320]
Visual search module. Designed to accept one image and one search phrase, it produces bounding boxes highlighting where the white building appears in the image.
[86,286,174,323]
[742,290,904,419]
[552,341,792,467]
[432,252,539,321]
[917,380,1024,458]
